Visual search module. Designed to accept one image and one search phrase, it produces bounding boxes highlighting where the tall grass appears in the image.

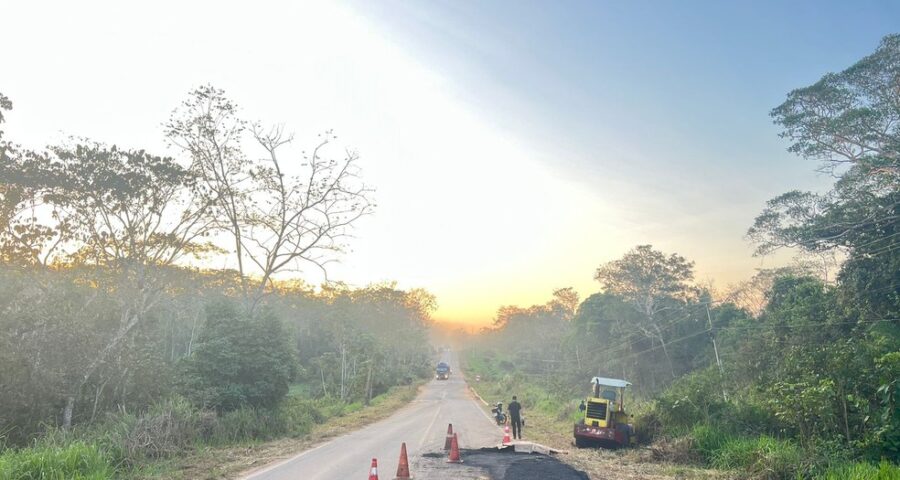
[0,390,390,479]
[0,441,114,480]
[686,424,809,479]
[711,435,804,478]
[689,424,733,460]
[816,461,900,480]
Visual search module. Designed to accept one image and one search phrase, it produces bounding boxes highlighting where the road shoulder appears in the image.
[465,383,728,480]
[131,384,423,479]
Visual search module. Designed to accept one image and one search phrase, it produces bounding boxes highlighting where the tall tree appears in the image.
[594,245,697,378]
[749,34,899,257]
[549,287,580,319]
[743,35,900,455]
[0,94,66,265]
[0,108,214,426]
[166,86,375,315]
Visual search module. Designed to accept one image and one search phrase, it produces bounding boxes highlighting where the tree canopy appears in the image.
[749,34,899,257]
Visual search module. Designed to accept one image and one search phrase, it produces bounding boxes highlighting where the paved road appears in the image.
[244,351,503,480]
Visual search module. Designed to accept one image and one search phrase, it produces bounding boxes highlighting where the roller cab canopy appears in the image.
[591,377,631,388]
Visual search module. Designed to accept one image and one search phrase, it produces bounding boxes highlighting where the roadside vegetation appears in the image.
[0,88,433,478]
[0,384,420,479]
[460,35,900,480]
[1,20,899,480]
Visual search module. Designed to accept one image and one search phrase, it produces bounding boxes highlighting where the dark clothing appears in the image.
[508,401,523,439]
[508,401,521,418]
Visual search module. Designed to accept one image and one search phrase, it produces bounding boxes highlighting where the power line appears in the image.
[581,299,713,356]
[712,318,900,332]
[613,317,899,364]
[587,280,895,355]
[834,230,900,252]
[857,241,900,259]
[583,282,900,367]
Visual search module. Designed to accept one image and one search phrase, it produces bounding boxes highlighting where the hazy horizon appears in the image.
[3,0,897,324]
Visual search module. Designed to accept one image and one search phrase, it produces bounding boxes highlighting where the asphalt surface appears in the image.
[243,351,504,480]
[419,448,590,480]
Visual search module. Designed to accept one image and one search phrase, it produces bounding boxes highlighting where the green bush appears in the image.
[816,461,900,480]
[78,396,218,465]
[655,368,731,431]
[277,397,324,436]
[179,301,296,412]
[728,400,780,436]
[315,400,349,419]
[0,441,115,479]
[120,397,215,462]
[209,396,346,444]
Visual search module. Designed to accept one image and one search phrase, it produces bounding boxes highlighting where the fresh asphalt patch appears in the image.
[418,447,589,480]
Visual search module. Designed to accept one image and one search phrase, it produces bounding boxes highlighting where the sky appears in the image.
[2,0,898,324]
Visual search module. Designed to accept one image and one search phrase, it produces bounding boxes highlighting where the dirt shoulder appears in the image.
[466,383,731,480]
[131,384,421,479]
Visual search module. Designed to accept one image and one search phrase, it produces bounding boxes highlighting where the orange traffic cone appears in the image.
[394,442,411,479]
[444,423,454,450]
[447,433,463,463]
[369,458,379,480]
[502,425,511,445]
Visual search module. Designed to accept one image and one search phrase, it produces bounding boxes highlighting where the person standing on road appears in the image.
[508,395,523,439]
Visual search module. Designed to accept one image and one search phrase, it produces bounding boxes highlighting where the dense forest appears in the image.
[1,24,898,480]
[464,34,899,478]
[0,87,433,476]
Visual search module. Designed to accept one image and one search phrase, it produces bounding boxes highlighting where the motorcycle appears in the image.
[491,402,507,425]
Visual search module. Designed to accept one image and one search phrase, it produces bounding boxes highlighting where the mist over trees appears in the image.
[471,34,900,464]
[0,87,431,447]
[1,26,898,480]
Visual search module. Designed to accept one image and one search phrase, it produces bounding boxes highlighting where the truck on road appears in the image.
[435,361,451,380]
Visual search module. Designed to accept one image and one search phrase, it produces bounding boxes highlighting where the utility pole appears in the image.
[706,305,727,401]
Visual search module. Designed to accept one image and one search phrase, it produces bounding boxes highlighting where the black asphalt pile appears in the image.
[419,447,589,480]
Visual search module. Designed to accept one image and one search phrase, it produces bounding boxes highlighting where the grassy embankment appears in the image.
[0,384,420,480]
[462,350,900,480]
